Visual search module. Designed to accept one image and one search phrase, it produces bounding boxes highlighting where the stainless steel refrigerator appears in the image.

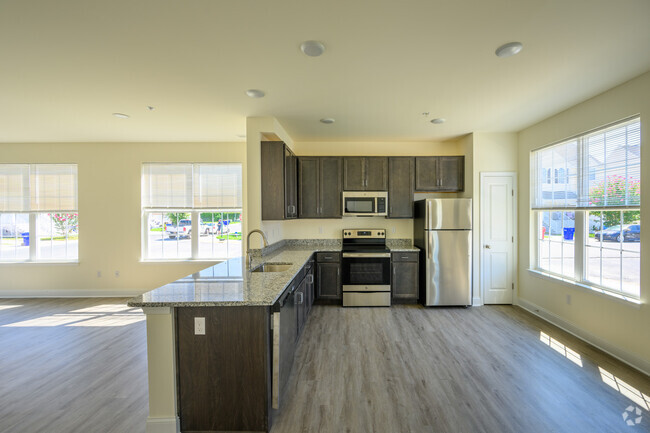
[413,198,472,306]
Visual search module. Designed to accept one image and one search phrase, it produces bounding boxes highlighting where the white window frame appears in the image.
[0,164,79,263]
[530,117,641,302]
[141,163,243,261]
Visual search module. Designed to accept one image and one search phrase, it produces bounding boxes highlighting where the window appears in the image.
[531,117,641,299]
[0,164,78,262]
[142,163,242,260]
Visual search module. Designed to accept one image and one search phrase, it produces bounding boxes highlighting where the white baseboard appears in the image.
[146,416,180,433]
[0,289,144,298]
[472,296,483,306]
[517,298,650,376]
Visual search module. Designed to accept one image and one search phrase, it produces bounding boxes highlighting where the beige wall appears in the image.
[0,141,246,296]
[517,71,650,373]
[463,133,519,304]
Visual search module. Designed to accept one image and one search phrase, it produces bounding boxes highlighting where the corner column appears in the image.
[142,307,180,433]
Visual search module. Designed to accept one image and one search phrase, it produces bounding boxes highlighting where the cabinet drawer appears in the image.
[316,252,340,263]
[391,252,418,262]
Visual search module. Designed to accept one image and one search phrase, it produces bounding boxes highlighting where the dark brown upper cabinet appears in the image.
[261,141,298,220]
[298,157,342,218]
[388,157,415,218]
[343,157,388,191]
[414,156,464,192]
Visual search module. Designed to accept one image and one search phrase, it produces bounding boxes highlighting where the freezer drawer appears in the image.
[424,230,472,306]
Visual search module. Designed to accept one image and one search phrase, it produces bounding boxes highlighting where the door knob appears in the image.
[484,245,491,249]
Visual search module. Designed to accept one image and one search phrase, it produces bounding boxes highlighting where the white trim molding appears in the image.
[517,298,650,376]
[145,416,180,433]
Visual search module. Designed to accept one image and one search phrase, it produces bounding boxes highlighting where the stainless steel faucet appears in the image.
[246,229,269,269]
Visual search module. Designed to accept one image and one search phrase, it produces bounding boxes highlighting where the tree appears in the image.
[166,212,190,225]
[49,213,78,236]
[589,175,640,228]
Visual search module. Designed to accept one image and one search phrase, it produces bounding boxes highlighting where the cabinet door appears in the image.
[296,279,307,336]
[388,157,414,218]
[392,260,419,301]
[317,263,341,300]
[306,267,314,313]
[284,147,297,218]
[438,156,464,192]
[414,156,439,191]
[365,157,388,191]
[343,157,365,191]
[261,141,286,220]
[319,157,342,218]
[298,157,320,218]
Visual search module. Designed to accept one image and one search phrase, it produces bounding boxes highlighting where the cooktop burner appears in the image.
[341,244,390,253]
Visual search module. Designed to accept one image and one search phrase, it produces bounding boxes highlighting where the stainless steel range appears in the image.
[341,229,391,307]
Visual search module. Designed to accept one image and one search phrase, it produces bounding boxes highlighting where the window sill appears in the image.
[140,259,227,264]
[527,269,641,307]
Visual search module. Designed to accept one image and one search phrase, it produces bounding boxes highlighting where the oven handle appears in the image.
[342,252,391,258]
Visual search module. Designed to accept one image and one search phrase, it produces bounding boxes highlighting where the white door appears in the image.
[480,173,516,304]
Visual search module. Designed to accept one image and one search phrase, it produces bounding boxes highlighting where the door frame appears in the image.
[479,171,517,305]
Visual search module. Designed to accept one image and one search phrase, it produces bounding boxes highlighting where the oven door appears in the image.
[343,197,376,216]
[341,253,391,290]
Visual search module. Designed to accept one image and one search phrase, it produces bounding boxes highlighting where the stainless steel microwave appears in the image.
[342,192,388,216]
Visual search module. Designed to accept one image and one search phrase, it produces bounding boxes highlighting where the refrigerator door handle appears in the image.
[428,233,432,260]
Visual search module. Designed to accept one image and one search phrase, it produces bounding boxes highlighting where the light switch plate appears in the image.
[194,317,206,335]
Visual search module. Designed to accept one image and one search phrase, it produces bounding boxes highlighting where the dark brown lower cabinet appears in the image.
[175,257,317,433]
[176,306,271,433]
[391,252,419,303]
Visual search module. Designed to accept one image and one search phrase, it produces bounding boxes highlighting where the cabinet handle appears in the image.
[401,256,408,259]
[298,292,304,304]
[307,274,314,284]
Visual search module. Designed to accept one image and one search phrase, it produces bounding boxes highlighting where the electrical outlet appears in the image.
[318,226,323,234]
[566,294,571,305]
[391,227,396,234]
[97,271,101,278]
[194,317,205,335]
[115,270,120,278]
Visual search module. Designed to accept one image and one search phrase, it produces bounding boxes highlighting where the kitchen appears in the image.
[0,1,649,432]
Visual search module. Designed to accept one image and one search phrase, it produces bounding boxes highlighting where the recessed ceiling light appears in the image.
[147,106,155,111]
[112,113,130,119]
[300,40,325,57]
[246,89,265,98]
[320,118,335,124]
[430,118,446,124]
[495,42,523,58]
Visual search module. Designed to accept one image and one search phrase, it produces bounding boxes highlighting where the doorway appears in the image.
[480,172,516,304]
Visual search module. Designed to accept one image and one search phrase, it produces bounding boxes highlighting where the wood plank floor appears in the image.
[0,298,648,433]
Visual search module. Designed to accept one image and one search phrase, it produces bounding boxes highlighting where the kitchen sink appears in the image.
[251,262,293,273]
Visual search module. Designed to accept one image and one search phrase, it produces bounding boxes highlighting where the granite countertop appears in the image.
[127,246,338,308]
[127,239,417,308]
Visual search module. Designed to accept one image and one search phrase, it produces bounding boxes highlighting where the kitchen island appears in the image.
[128,240,418,433]
[128,247,327,433]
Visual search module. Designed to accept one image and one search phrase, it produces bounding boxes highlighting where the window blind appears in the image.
[531,118,640,210]
[0,164,77,212]
[142,163,242,209]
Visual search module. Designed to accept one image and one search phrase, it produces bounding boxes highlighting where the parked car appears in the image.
[166,219,192,239]
[166,220,218,238]
[594,224,640,242]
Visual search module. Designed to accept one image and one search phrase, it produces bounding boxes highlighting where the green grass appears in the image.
[216,234,242,241]
[150,227,163,232]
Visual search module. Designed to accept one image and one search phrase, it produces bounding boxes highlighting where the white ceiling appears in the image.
[1,0,649,143]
